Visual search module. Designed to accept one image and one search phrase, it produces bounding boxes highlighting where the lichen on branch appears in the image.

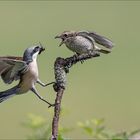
[51,51,100,140]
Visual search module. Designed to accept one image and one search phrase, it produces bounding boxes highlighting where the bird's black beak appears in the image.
[38,42,45,54]
[55,35,64,47]
[55,35,60,39]
[39,47,45,54]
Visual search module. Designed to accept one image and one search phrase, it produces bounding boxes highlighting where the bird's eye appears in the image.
[34,46,39,52]
[64,34,68,37]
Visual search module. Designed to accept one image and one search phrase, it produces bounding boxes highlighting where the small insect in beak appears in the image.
[39,47,45,54]
[38,42,45,54]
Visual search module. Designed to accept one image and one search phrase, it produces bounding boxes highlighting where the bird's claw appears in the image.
[74,54,85,64]
[48,103,56,108]
[64,66,69,73]
[80,60,84,64]
[53,82,59,92]
[48,102,59,108]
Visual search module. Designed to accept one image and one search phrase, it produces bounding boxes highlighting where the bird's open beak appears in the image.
[55,35,64,47]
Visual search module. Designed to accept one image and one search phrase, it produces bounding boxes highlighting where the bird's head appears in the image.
[23,43,45,63]
[55,31,76,46]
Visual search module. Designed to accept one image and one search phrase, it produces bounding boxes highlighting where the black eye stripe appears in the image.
[34,46,40,52]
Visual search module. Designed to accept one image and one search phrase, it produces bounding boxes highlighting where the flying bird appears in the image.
[55,30,114,55]
[0,44,54,107]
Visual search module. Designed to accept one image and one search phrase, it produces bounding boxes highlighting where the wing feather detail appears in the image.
[0,57,27,84]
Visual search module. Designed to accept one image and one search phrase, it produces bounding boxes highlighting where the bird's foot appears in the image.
[74,53,85,64]
[80,59,84,64]
[64,66,69,73]
[53,82,65,92]
[53,82,59,92]
[48,103,56,108]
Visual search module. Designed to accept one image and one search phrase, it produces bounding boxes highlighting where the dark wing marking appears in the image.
[0,56,23,60]
[0,57,27,84]
[77,31,114,49]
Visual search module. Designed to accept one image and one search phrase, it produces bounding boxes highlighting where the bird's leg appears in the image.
[31,87,55,108]
[37,79,55,87]
[75,53,84,64]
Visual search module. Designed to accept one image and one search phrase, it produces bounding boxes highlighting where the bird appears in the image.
[55,30,114,55]
[0,43,54,107]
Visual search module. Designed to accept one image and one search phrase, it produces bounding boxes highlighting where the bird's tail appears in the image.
[0,86,19,103]
[89,32,114,49]
[98,49,111,54]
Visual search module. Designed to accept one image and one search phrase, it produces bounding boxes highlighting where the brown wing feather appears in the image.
[77,31,114,49]
[0,57,27,84]
[0,56,23,60]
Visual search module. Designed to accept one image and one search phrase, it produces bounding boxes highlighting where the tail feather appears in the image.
[89,32,114,49]
[98,49,111,54]
[0,94,15,103]
[0,86,19,103]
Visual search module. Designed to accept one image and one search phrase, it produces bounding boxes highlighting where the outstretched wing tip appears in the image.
[77,30,115,49]
[0,57,27,84]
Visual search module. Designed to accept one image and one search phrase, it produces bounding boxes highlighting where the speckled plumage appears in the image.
[65,35,95,54]
[55,30,114,55]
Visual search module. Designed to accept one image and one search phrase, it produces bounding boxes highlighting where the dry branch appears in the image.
[51,52,100,140]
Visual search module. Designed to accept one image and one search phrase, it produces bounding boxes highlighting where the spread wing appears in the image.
[77,31,114,49]
[0,56,28,84]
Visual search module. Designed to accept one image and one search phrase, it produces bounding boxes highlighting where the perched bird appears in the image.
[0,44,54,107]
[55,30,114,55]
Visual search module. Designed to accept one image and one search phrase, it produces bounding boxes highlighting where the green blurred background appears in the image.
[0,1,140,139]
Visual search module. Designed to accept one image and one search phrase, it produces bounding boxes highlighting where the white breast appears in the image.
[28,60,39,79]
[19,60,39,94]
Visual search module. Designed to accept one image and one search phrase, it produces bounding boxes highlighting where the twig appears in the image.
[51,52,100,140]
